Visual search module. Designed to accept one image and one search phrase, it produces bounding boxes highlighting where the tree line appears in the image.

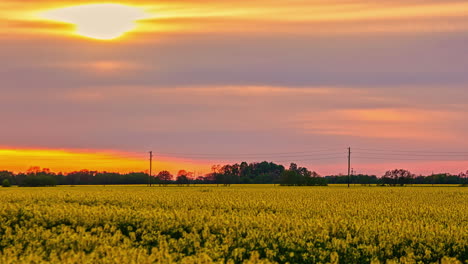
[327,169,468,186]
[1,165,467,187]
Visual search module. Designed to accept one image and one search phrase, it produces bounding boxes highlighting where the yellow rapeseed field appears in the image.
[0,185,466,263]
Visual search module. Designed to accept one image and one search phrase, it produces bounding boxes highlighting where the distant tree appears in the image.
[177,170,194,181]
[176,175,190,186]
[280,170,298,186]
[16,166,57,187]
[2,179,11,187]
[192,176,206,184]
[20,175,56,187]
[0,171,14,185]
[125,172,147,184]
[3,164,468,186]
[27,166,42,174]
[382,169,415,186]
[304,171,327,186]
[210,165,230,186]
[204,172,217,184]
[458,171,468,185]
[178,170,188,177]
[289,163,298,172]
[211,165,222,174]
[215,173,236,187]
[67,170,94,185]
[280,163,326,186]
[157,171,173,186]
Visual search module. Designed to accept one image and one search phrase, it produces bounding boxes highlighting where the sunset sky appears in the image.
[1,0,468,176]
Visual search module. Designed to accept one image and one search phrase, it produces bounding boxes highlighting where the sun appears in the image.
[41,4,149,40]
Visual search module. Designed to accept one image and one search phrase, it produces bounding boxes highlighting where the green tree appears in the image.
[280,170,299,186]
[2,179,11,187]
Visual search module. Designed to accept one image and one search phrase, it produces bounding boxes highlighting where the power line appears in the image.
[353,148,468,154]
[158,153,347,160]
[271,156,346,163]
[149,151,153,187]
[152,148,345,157]
[0,152,347,163]
[348,147,351,188]
[353,156,468,161]
[4,147,467,169]
[353,151,468,157]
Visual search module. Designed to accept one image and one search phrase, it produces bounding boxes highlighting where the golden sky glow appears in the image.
[0,148,210,175]
[1,0,467,39]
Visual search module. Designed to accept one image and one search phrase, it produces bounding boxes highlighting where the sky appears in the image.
[1,0,468,176]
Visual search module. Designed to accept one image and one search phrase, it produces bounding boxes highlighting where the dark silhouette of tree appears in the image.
[193,176,207,184]
[280,170,299,186]
[157,171,173,186]
[212,161,285,185]
[176,175,190,186]
[304,171,327,186]
[280,163,327,186]
[458,171,468,185]
[176,170,191,186]
[0,165,465,186]
[382,169,415,186]
[27,166,42,174]
[0,171,14,185]
[289,163,298,172]
[19,167,57,187]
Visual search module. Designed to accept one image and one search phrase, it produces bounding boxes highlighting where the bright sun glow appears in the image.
[41,4,149,40]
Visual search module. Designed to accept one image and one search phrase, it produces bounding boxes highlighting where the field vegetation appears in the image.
[0,185,466,263]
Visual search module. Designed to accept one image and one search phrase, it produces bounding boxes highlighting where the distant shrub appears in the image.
[2,179,11,187]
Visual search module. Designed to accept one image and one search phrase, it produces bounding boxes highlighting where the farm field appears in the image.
[0,185,466,263]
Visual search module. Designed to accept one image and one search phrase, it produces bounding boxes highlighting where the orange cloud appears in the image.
[300,108,464,141]
[56,85,467,141]
[61,60,143,75]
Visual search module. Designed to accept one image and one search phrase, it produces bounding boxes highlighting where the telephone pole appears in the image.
[347,147,351,188]
[149,151,153,187]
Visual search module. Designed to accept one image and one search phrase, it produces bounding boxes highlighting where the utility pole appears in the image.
[348,147,351,188]
[149,151,153,187]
